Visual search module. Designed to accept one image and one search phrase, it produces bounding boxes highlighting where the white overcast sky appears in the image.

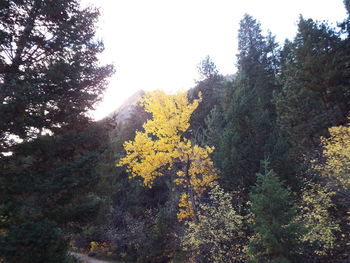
[81,0,348,120]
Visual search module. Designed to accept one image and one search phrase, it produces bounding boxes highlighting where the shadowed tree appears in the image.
[0,0,114,153]
[219,14,280,188]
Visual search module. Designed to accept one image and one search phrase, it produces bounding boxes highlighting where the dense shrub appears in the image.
[0,219,68,263]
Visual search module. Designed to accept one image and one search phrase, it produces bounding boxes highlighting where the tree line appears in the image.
[1,0,350,262]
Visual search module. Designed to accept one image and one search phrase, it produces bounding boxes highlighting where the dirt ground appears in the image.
[70,252,114,263]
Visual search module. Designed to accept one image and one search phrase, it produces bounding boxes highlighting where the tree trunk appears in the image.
[185,157,199,224]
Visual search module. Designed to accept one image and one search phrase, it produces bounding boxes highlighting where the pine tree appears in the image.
[219,14,280,188]
[0,219,68,263]
[197,55,219,80]
[248,161,304,263]
[0,120,112,226]
[274,17,350,154]
[188,56,224,146]
[0,0,114,153]
[0,2,113,260]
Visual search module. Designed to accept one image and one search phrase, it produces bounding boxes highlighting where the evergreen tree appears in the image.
[274,17,350,155]
[188,56,224,146]
[0,120,112,227]
[203,105,225,149]
[0,119,114,262]
[0,1,114,260]
[197,55,219,80]
[0,0,114,153]
[0,219,68,263]
[219,14,280,188]
[248,161,304,263]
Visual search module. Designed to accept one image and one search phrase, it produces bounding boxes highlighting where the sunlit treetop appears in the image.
[141,90,200,137]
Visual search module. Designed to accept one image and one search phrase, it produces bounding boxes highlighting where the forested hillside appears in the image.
[1,0,350,263]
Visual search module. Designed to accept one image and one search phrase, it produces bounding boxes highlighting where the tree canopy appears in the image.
[0,0,114,153]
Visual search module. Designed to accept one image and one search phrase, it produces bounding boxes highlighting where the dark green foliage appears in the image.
[0,1,113,260]
[274,17,350,152]
[0,0,114,152]
[218,14,281,188]
[203,105,225,149]
[197,55,219,80]
[248,161,305,263]
[1,123,108,221]
[0,219,68,263]
[272,17,350,189]
[188,57,225,146]
[0,120,113,263]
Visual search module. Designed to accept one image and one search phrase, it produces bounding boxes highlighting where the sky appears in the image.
[81,0,348,120]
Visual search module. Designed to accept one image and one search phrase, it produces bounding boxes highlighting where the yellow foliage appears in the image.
[117,90,217,221]
[181,185,245,262]
[314,117,350,248]
[90,241,98,252]
[178,193,194,221]
[297,182,339,254]
[90,241,115,254]
[316,119,350,189]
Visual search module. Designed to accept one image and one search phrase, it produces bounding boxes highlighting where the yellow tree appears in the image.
[316,117,350,189]
[117,90,217,223]
[313,116,350,250]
